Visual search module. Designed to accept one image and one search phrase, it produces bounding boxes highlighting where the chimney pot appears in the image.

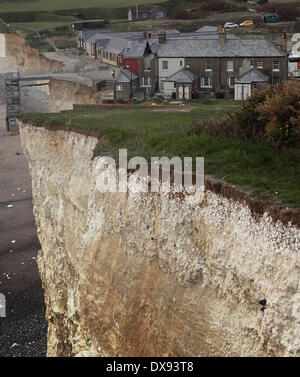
[218,25,226,44]
[158,28,167,44]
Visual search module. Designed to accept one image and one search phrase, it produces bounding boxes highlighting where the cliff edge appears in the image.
[20,122,300,357]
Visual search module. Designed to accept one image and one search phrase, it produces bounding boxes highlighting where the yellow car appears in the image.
[239,20,254,27]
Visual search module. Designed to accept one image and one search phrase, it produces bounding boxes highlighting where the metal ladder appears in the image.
[4,72,20,134]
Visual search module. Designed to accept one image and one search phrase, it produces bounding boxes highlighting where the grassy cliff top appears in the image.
[20,101,300,209]
[0,0,164,12]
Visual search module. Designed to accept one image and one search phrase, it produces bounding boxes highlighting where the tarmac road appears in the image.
[0,81,47,356]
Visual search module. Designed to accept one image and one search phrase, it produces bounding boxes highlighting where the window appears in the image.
[143,13,148,19]
[116,84,122,91]
[227,60,233,72]
[257,60,263,69]
[201,77,212,88]
[205,60,212,71]
[180,60,183,67]
[162,60,168,70]
[273,60,280,71]
[228,77,235,87]
[250,60,254,68]
[174,82,177,88]
[141,77,151,86]
[272,76,280,85]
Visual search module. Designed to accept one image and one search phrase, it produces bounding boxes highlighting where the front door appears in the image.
[178,85,184,99]
[184,85,190,100]
[236,84,250,100]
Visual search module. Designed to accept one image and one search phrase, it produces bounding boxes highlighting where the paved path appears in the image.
[0,74,47,357]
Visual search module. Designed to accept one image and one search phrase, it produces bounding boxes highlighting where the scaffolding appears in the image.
[5,72,20,134]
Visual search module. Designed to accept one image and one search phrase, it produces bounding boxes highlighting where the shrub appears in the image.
[256,81,300,147]
[169,9,194,20]
[193,81,300,148]
[258,3,300,21]
[200,0,231,12]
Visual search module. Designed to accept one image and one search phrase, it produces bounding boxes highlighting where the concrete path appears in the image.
[0,74,47,357]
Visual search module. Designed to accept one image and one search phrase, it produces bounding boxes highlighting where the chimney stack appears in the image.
[281,31,287,53]
[158,29,167,44]
[218,25,226,44]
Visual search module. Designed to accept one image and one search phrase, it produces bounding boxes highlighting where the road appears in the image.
[0,74,47,357]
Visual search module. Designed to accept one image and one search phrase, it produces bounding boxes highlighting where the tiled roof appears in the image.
[81,29,112,41]
[165,69,196,83]
[102,37,129,55]
[196,26,219,33]
[157,38,285,58]
[122,40,148,57]
[95,39,110,48]
[116,68,138,83]
[236,68,269,83]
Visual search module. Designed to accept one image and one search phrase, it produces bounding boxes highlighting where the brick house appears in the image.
[77,29,112,55]
[234,69,269,100]
[114,39,157,100]
[128,5,167,21]
[80,28,288,101]
[114,68,138,100]
[156,28,287,99]
[164,69,198,100]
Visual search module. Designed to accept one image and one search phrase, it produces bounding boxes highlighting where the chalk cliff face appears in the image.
[0,33,63,74]
[49,80,98,112]
[20,123,300,357]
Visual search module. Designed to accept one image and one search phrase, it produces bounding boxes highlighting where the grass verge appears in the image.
[20,101,300,208]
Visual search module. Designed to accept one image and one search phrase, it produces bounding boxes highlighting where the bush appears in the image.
[231,81,300,147]
[169,9,194,20]
[256,81,300,147]
[258,3,300,21]
[200,0,232,12]
[194,81,300,148]
[169,8,207,20]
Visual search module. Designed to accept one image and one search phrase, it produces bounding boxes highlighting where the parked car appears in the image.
[239,20,254,27]
[224,22,239,29]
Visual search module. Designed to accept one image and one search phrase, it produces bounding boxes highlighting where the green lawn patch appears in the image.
[20,101,300,208]
[0,0,165,13]
[54,39,77,49]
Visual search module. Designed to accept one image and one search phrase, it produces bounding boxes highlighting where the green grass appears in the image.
[11,21,74,34]
[20,100,300,208]
[25,39,55,52]
[0,0,165,12]
[54,39,77,49]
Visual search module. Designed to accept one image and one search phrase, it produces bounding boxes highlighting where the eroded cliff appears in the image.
[49,79,98,112]
[0,33,63,74]
[19,122,300,357]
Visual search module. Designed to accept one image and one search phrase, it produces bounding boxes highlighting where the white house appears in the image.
[157,57,186,92]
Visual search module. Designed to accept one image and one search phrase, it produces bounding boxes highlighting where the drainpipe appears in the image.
[219,57,221,90]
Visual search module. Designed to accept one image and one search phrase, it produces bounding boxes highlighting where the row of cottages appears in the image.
[128,5,167,21]
[77,29,112,55]
[156,28,288,100]
[77,27,288,100]
[114,28,287,101]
